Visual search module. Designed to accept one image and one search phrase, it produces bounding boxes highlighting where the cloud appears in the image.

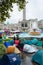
[5,0,43,24]
[26,0,43,20]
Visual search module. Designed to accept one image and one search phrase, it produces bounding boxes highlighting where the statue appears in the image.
[30,21,41,35]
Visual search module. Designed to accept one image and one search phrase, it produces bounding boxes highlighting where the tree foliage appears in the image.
[0,0,26,22]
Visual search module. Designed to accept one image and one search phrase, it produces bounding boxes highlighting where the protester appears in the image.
[13,35,20,46]
[0,34,2,39]
[17,40,24,51]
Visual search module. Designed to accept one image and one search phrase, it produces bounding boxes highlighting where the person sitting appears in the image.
[13,36,15,43]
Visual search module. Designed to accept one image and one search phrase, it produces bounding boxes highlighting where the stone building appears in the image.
[0,19,43,32]
[18,19,38,32]
[38,20,43,29]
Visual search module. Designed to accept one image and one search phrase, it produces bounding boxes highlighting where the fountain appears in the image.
[30,21,41,35]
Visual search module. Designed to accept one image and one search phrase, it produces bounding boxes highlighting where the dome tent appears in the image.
[32,50,43,65]
[32,38,42,46]
[4,41,12,48]
[23,44,38,53]
[0,53,22,65]
[32,38,38,45]
[0,40,6,58]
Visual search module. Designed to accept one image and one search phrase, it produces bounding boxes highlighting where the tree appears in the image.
[0,0,26,22]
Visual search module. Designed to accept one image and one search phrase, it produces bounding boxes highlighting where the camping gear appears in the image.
[6,46,15,54]
[14,46,21,54]
[0,42,6,58]
[32,38,38,45]
[32,50,43,65]
[23,44,38,53]
[23,40,32,45]
[4,41,12,48]
[32,38,42,46]
[9,40,14,45]
[1,53,22,65]
[36,41,42,47]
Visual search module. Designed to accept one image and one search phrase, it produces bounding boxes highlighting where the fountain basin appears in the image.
[30,31,40,35]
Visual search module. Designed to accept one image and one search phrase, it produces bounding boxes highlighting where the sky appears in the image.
[5,0,43,24]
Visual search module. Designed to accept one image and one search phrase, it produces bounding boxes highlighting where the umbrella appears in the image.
[23,44,38,53]
[32,50,43,65]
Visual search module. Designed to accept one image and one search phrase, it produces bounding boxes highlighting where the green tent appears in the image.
[32,50,43,65]
[0,40,6,58]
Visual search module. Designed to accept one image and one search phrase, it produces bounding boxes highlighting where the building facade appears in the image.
[38,20,43,29]
[18,19,38,32]
[0,19,43,32]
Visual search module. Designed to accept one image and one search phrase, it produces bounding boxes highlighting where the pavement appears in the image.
[21,52,39,65]
[20,46,42,65]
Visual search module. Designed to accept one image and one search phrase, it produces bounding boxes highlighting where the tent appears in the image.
[0,53,22,65]
[32,50,43,65]
[4,41,12,48]
[36,41,42,47]
[23,44,38,53]
[32,38,42,46]
[23,39,32,45]
[32,38,38,45]
[0,41,6,58]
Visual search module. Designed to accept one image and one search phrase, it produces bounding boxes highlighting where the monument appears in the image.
[30,21,41,35]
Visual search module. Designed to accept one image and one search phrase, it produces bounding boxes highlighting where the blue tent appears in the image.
[0,53,22,65]
[32,50,43,65]
[4,41,12,48]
